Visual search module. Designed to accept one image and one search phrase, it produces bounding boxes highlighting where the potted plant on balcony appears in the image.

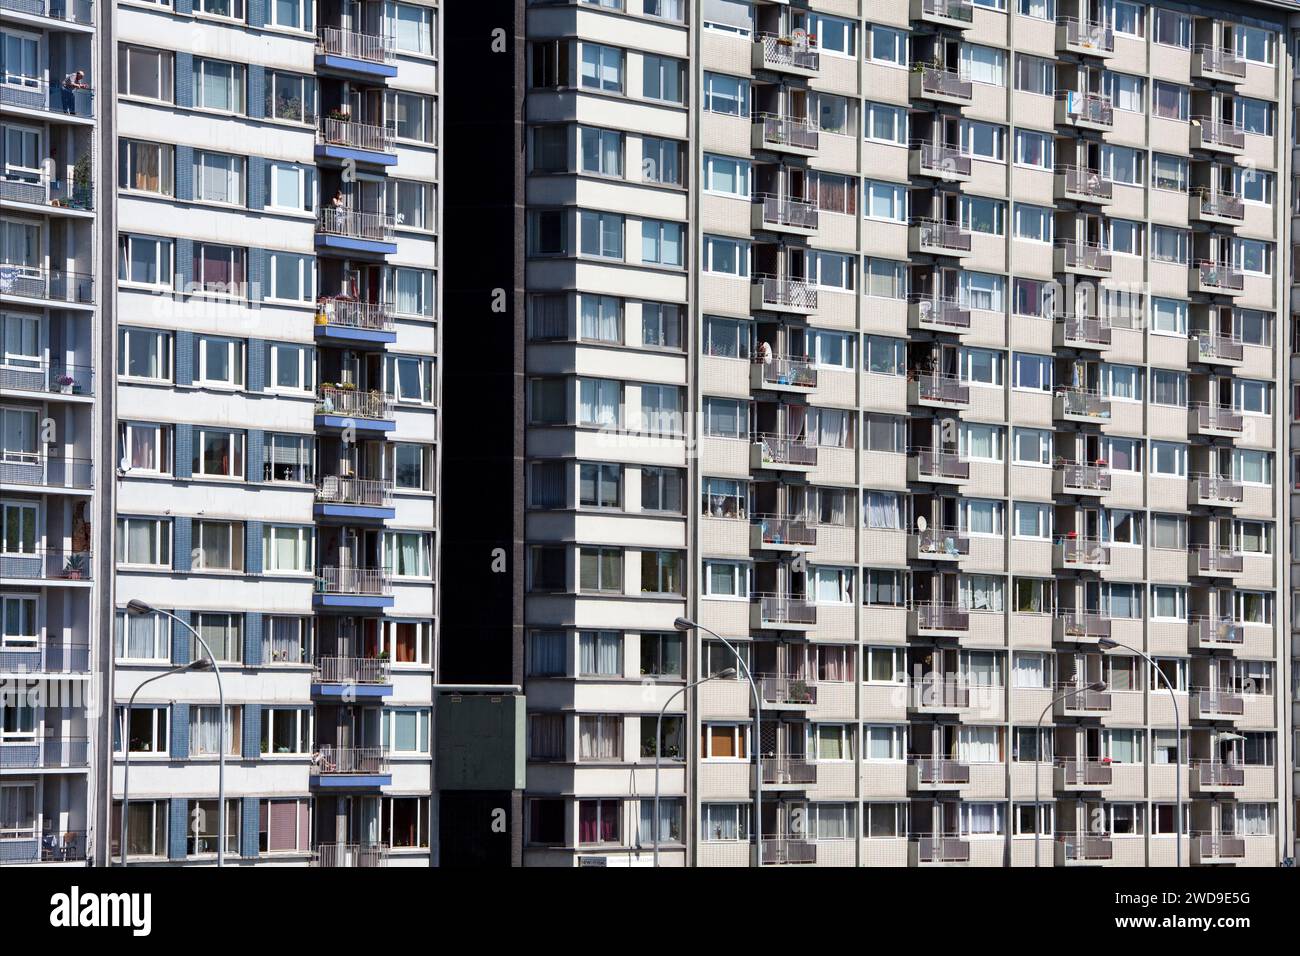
[55,374,75,394]
[63,553,85,580]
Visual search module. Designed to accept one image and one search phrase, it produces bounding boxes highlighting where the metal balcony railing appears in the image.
[753,113,819,151]
[315,566,393,596]
[1197,833,1246,858]
[756,34,820,72]
[753,274,817,311]
[912,758,971,785]
[1058,387,1111,419]
[1194,260,1244,291]
[0,829,87,865]
[913,603,970,633]
[1059,165,1113,200]
[754,592,817,626]
[316,296,396,332]
[1192,116,1245,150]
[1056,611,1111,641]
[760,755,817,785]
[756,193,818,230]
[319,116,394,153]
[1059,17,1115,52]
[0,0,93,24]
[911,295,971,329]
[1058,834,1114,861]
[922,0,974,23]
[1058,239,1112,271]
[913,371,969,404]
[1059,536,1110,567]
[311,843,390,867]
[1195,761,1245,787]
[914,65,973,100]
[0,455,93,490]
[758,674,817,706]
[1194,188,1245,221]
[911,447,969,481]
[0,77,93,118]
[318,207,396,243]
[1057,758,1114,786]
[311,745,390,775]
[1057,461,1111,492]
[915,834,970,863]
[755,354,817,389]
[913,140,971,177]
[0,360,93,395]
[0,264,94,303]
[753,514,817,547]
[0,174,93,210]
[1195,688,1245,716]
[1057,314,1112,346]
[1190,615,1243,646]
[1194,44,1247,78]
[1057,90,1113,125]
[316,476,393,508]
[0,548,91,581]
[1192,403,1244,433]
[317,26,394,64]
[761,836,817,864]
[754,432,817,467]
[912,218,972,253]
[0,736,89,769]
[0,641,89,674]
[316,386,393,421]
[313,655,392,685]
[1192,332,1244,362]
[1192,473,1243,503]
[913,527,970,557]
[1190,545,1243,575]
[1055,682,1112,712]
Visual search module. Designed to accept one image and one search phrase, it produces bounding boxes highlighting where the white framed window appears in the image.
[117,421,172,475]
[962,44,1006,86]
[380,618,432,666]
[959,498,1004,536]
[960,347,1003,386]
[190,705,241,756]
[385,1,436,54]
[263,615,312,665]
[961,120,1005,161]
[960,423,1003,462]
[116,516,171,567]
[579,42,624,92]
[193,150,244,205]
[702,72,749,116]
[115,705,168,754]
[869,26,907,66]
[1,594,37,647]
[384,530,432,577]
[268,161,312,212]
[863,180,906,222]
[194,521,244,572]
[1013,502,1051,540]
[702,235,749,277]
[642,54,684,104]
[118,140,174,196]
[1013,427,1051,466]
[268,342,313,394]
[120,45,174,103]
[193,58,245,114]
[385,354,435,404]
[1014,129,1052,169]
[703,560,749,599]
[385,90,436,143]
[864,102,907,145]
[384,708,431,754]
[114,605,170,660]
[702,153,750,197]
[118,236,173,288]
[262,525,313,574]
[386,266,435,317]
[192,430,245,482]
[260,708,312,755]
[1149,441,1186,477]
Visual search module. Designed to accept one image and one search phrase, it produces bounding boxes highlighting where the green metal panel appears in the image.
[436,694,526,791]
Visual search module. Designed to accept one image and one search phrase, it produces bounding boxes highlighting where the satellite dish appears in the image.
[120,456,131,472]
[916,516,929,533]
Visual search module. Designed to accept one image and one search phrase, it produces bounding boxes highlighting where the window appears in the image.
[1152,154,1187,192]
[1013,428,1051,466]
[190,705,240,756]
[384,531,431,577]
[702,235,749,276]
[808,251,854,291]
[1233,379,1271,414]
[1236,98,1274,136]
[813,93,851,133]
[1150,442,1186,477]
[265,69,316,126]
[194,58,245,113]
[1234,26,1275,65]
[702,154,749,197]
[386,179,435,230]
[385,91,436,143]
[642,220,683,267]
[961,348,1003,386]
[1102,146,1144,185]
[384,708,431,754]
[118,236,173,287]
[386,354,435,404]
[192,242,246,294]
[641,633,683,678]
[961,196,1005,236]
[865,259,907,299]
[702,72,749,116]
[641,550,682,594]
[1151,227,1188,264]
[864,336,904,376]
[703,560,749,598]
[864,102,907,145]
[1153,9,1190,48]
[1014,54,1053,96]
[578,631,622,677]
[268,161,311,212]
[385,1,436,54]
[702,723,749,760]
[579,547,622,592]
[119,45,174,102]
[387,266,435,315]
[960,272,1004,312]
[260,708,311,755]
[117,422,172,475]
[864,569,905,607]
[863,180,906,222]
[264,433,313,484]
[118,140,174,196]
[262,525,313,574]
[194,521,244,571]
[962,45,1006,86]
[639,798,683,844]
[267,343,313,394]
[263,616,311,665]
[809,330,854,369]
[642,54,683,103]
[961,121,1005,161]
[1233,239,1272,276]
[642,466,683,513]
[113,606,169,660]
[642,136,684,186]
[1014,129,1053,169]
[116,517,170,567]
[1105,72,1145,113]
[579,211,624,259]
[1234,449,1271,485]
[1151,298,1187,335]
[196,0,243,18]
[578,378,621,427]
[864,491,901,530]
[813,567,854,605]
[527,798,566,845]
[578,715,622,761]
[1013,205,1052,243]
[869,26,907,66]
[702,478,747,519]
[811,13,856,56]
[580,43,624,93]
[268,253,313,303]
[1109,219,1143,256]
[115,705,168,754]
[186,800,239,857]
[961,423,1003,461]
[1152,81,1188,121]
[197,337,244,389]
[192,429,244,480]
[959,498,1004,536]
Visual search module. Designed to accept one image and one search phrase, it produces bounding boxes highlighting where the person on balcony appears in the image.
[60,71,88,114]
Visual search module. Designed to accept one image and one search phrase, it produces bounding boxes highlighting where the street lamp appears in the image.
[652,667,735,866]
[119,658,211,866]
[126,599,228,866]
[1099,635,1183,867]
[1034,680,1106,867]
[674,617,764,867]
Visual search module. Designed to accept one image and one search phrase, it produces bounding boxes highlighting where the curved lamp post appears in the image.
[1034,680,1106,867]
[1099,635,1183,867]
[126,600,227,866]
[674,617,764,867]
[652,667,735,866]
[119,658,210,865]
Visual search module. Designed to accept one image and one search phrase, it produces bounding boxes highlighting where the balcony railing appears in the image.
[319,116,394,153]
[0,455,93,490]
[756,193,818,230]
[0,548,91,581]
[0,360,93,396]
[315,566,393,596]
[1196,761,1245,787]
[316,296,396,332]
[753,274,817,311]
[760,756,817,786]
[913,527,970,558]
[0,77,93,118]
[1190,615,1243,646]
[316,386,393,421]
[1192,403,1243,433]
[754,593,817,626]
[1059,165,1113,200]
[0,174,93,211]
[1057,386,1111,419]
[755,354,817,389]
[915,835,970,863]
[914,65,973,101]
[756,34,820,72]
[1197,833,1246,859]
[1056,461,1111,493]
[0,829,87,865]
[1059,536,1110,567]
[1057,239,1112,272]
[311,843,390,867]
[316,476,393,508]
[912,372,969,405]
[913,141,971,177]
[1192,332,1244,363]
[1058,834,1114,862]
[1194,260,1244,292]
[1194,188,1245,222]
[312,745,390,775]
[761,836,817,865]
[754,432,817,468]
[1192,116,1245,150]
[1194,44,1247,79]
[318,207,396,243]
[1057,314,1112,346]
[1057,758,1113,786]
[1056,611,1111,641]
[0,736,89,769]
[1190,545,1243,575]
[758,674,817,706]
[317,26,394,64]
[753,113,819,151]
[313,655,392,685]
[0,264,94,303]
[0,0,93,24]
[753,514,817,547]
[0,641,89,673]
[921,0,974,23]
[911,295,971,330]
[1059,17,1115,52]
[911,447,969,481]
[1192,473,1243,503]
[1195,688,1245,716]
[1055,682,1112,713]
[912,218,972,253]
[913,603,970,634]
[912,758,971,785]
[1058,90,1113,126]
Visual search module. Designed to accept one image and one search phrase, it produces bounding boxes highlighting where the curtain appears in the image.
[580,716,619,760]
[866,492,899,529]
[579,633,620,676]
[1013,654,1045,689]
[530,715,564,760]
[960,728,1000,763]
[190,707,222,754]
[125,614,159,659]
[528,631,564,675]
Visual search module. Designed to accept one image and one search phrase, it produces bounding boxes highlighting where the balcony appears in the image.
[1054,682,1112,717]
[1053,314,1112,350]
[911,603,970,637]
[1055,166,1113,204]
[1192,761,1245,792]
[316,116,397,166]
[312,565,395,610]
[1055,758,1113,789]
[1054,239,1112,276]
[909,65,973,106]
[752,193,818,234]
[1190,116,1245,154]
[761,836,817,865]
[760,755,817,787]
[311,843,390,867]
[0,736,88,769]
[912,835,970,864]
[311,656,393,698]
[314,297,398,346]
[0,455,92,492]
[1188,545,1243,578]
[0,640,89,674]
[751,593,817,631]
[1191,689,1245,721]
[1193,833,1245,864]
[315,386,395,433]
[912,0,974,28]
[1054,91,1114,130]
[908,372,969,409]
[0,0,93,27]
[907,447,969,485]
[1189,615,1244,650]
[751,274,817,313]
[1054,536,1110,570]
[909,219,972,257]
[1054,387,1111,422]
[752,34,820,76]
[751,354,817,393]
[751,433,817,472]
[751,514,817,551]
[0,361,93,398]
[908,295,971,333]
[1192,45,1246,82]
[309,746,392,788]
[758,674,817,709]
[0,829,87,866]
[1189,260,1244,296]
[1189,474,1243,508]
[910,676,971,715]
[314,476,395,521]
[1189,332,1244,365]
[0,548,91,584]
[1056,18,1115,56]
[1053,611,1111,644]
[909,758,971,789]
[317,207,398,256]
[909,141,972,182]
[1188,403,1243,437]
[0,77,93,120]
[1189,188,1245,226]
[1053,461,1111,497]
[0,174,93,213]
[316,26,398,78]
[751,113,819,156]
[1056,835,1114,865]
[909,528,970,562]
[0,265,94,305]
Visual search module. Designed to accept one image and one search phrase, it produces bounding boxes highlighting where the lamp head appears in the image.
[187,658,213,672]
[672,617,695,632]
[713,667,737,679]
[1087,681,1107,692]
[125,599,154,616]
[1096,637,1118,650]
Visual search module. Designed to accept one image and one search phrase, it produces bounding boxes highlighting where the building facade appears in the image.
[520,0,1293,866]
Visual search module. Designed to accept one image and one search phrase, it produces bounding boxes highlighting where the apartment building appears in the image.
[0,0,104,866]
[521,0,1292,866]
[108,0,442,866]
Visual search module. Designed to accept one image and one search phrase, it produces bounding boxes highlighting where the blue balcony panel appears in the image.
[311,681,393,699]
[309,772,392,789]
[315,234,398,257]
[314,142,398,167]
[316,52,399,79]
[313,502,396,522]
[312,593,396,610]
